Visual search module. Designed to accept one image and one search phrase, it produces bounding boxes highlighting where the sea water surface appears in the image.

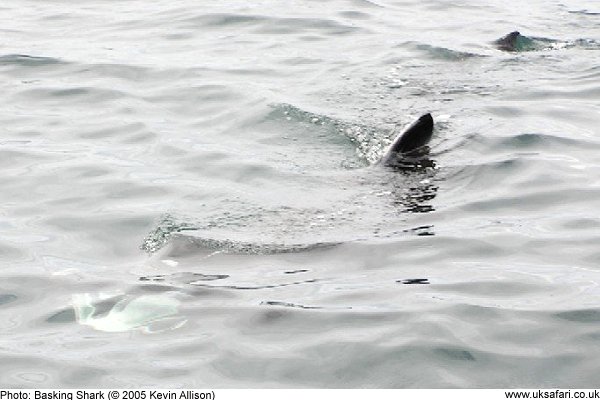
[1,0,600,388]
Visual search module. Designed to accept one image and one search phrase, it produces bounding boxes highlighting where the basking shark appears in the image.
[494,31,535,51]
[378,113,434,169]
[493,31,563,52]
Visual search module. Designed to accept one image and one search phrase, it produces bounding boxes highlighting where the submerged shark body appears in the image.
[378,113,434,169]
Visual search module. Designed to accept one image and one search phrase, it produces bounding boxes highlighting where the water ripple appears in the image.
[184,13,364,35]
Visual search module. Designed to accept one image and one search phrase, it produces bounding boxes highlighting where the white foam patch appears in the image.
[72,292,185,333]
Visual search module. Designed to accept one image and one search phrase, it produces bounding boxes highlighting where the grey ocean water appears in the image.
[1,0,600,388]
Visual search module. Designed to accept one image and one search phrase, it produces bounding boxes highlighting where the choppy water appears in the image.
[1,0,600,388]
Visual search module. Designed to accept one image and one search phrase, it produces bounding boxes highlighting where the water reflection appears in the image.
[386,151,439,216]
[398,278,430,285]
[399,181,438,214]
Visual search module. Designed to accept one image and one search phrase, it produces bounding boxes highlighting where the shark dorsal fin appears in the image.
[380,113,434,166]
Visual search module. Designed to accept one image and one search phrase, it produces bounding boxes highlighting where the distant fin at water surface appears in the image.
[494,31,536,51]
[493,31,571,52]
[378,113,434,169]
